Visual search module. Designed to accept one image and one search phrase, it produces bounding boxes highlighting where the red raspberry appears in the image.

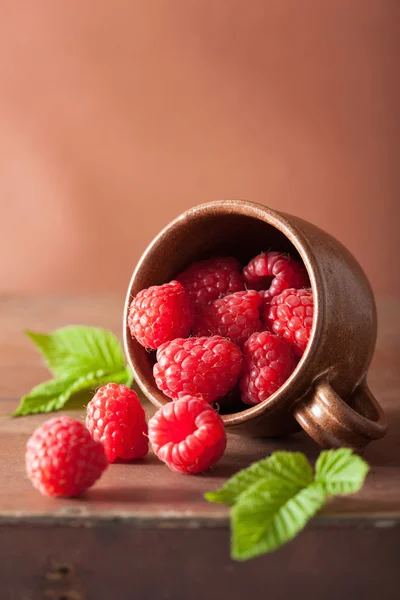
[86,383,149,463]
[243,252,309,300]
[153,336,243,403]
[148,396,226,474]
[193,290,263,348]
[176,256,245,309]
[128,280,194,349]
[26,416,108,497]
[266,288,314,358]
[240,331,296,405]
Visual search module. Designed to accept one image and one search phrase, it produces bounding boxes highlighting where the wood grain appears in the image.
[1,296,399,599]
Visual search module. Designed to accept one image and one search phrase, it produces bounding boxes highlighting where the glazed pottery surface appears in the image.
[123,200,387,451]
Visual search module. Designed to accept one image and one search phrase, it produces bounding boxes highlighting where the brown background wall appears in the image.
[0,1,399,295]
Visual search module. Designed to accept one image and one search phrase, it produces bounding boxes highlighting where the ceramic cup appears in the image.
[123,200,387,451]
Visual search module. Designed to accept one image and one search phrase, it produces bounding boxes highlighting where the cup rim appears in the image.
[123,199,323,426]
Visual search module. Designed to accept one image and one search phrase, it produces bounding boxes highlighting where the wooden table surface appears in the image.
[1,296,399,600]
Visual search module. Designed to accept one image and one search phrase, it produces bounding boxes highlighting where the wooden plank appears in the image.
[1,296,399,524]
[1,525,399,600]
[1,296,399,599]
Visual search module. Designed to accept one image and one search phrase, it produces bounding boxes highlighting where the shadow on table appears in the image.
[364,408,399,467]
[88,406,398,506]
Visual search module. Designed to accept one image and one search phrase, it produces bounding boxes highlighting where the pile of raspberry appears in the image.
[25,252,313,497]
[128,251,313,407]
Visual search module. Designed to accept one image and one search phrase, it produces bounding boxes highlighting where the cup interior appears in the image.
[124,203,313,423]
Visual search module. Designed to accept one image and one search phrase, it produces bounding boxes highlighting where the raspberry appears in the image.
[153,336,243,403]
[243,252,309,300]
[240,331,296,405]
[193,290,263,347]
[266,288,314,358]
[26,416,108,497]
[86,383,149,463]
[176,256,245,309]
[128,280,194,349]
[148,396,226,474]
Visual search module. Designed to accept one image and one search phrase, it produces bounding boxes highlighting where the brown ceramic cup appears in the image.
[123,200,387,451]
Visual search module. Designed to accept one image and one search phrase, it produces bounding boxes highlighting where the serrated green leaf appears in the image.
[231,481,326,560]
[315,448,369,496]
[205,451,314,505]
[13,367,132,417]
[26,326,126,380]
[16,325,134,416]
[13,377,78,416]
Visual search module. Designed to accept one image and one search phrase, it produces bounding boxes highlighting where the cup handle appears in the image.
[292,380,387,451]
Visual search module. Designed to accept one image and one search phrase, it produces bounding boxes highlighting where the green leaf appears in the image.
[13,367,132,417]
[207,449,370,561]
[26,326,126,380]
[13,377,78,416]
[16,325,134,416]
[205,451,314,505]
[231,481,326,560]
[315,448,369,496]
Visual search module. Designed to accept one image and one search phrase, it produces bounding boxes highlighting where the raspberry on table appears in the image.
[176,256,245,309]
[193,290,263,348]
[153,335,243,403]
[148,396,226,474]
[243,252,309,300]
[128,280,194,350]
[86,383,149,463]
[266,287,314,358]
[26,416,108,497]
[240,331,296,405]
